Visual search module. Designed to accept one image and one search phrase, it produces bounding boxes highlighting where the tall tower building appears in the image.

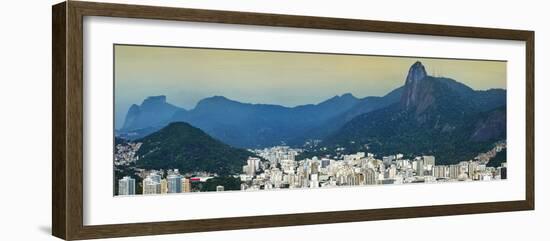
[365,168,377,185]
[500,167,507,179]
[388,165,397,179]
[167,169,183,193]
[423,156,435,166]
[434,165,448,178]
[468,162,479,179]
[311,161,320,175]
[182,178,192,192]
[160,179,168,194]
[142,175,161,194]
[118,176,135,195]
[246,157,261,176]
[416,159,424,176]
[449,165,461,179]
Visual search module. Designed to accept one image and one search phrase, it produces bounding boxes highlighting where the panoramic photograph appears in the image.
[113,44,508,196]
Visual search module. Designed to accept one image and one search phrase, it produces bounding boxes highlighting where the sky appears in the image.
[114,44,506,129]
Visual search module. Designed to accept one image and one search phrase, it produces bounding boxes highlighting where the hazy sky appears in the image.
[114,45,506,129]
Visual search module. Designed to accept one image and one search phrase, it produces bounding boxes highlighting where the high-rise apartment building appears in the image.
[118,176,135,195]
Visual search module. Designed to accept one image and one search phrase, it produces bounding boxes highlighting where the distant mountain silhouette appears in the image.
[170,93,365,148]
[288,86,404,145]
[118,91,398,147]
[121,95,184,131]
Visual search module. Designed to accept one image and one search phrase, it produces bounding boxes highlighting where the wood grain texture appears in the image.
[71,1,533,40]
[66,2,85,240]
[51,1,535,240]
[73,201,531,240]
[52,2,67,240]
[525,32,535,210]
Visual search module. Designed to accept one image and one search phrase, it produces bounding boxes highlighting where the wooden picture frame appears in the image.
[52,1,534,240]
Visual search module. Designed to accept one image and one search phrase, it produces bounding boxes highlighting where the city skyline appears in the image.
[114,45,506,129]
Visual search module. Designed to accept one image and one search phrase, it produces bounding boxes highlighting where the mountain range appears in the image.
[117,61,506,165]
[118,87,401,148]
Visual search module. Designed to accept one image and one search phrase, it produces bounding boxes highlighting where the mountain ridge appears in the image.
[118,91,393,147]
[301,61,506,164]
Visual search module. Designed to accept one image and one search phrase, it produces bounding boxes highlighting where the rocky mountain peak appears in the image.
[406,61,427,84]
[400,61,433,112]
[141,95,167,107]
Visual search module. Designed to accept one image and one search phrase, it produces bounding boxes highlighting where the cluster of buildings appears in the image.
[116,143,508,195]
[475,141,506,163]
[117,169,225,196]
[114,142,141,166]
[238,146,508,191]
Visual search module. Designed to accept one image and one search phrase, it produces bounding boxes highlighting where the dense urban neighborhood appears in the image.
[116,142,507,195]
